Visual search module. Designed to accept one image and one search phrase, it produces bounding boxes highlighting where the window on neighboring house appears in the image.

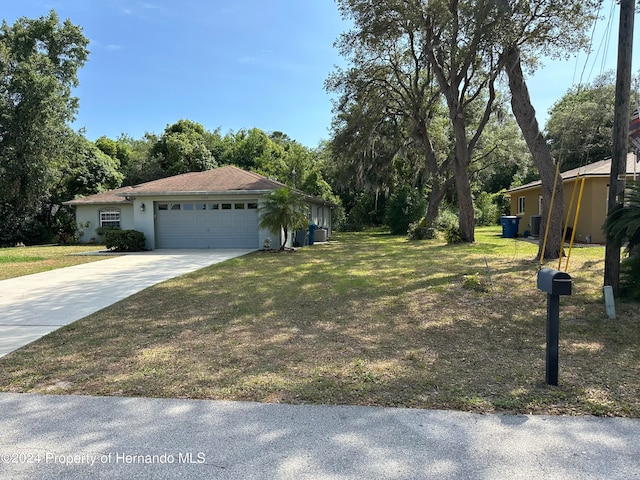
[538,195,543,214]
[518,196,526,215]
[100,210,121,228]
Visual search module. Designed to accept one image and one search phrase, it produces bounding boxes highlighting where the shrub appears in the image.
[407,218,437,240]
[619,253,640,300]
[462,273,488,292]
[385,186,427,235]
[434,206,459,232]
[96,226,120,238]
[444,224,463,244]
[104,229,146,252]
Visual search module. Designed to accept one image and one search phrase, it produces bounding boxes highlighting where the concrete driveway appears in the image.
[0,249,254,357]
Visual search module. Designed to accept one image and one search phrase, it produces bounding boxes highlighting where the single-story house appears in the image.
[64,165,334,250]
[507,152,639,244]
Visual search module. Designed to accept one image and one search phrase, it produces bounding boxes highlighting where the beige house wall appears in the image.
[510,177,611,244]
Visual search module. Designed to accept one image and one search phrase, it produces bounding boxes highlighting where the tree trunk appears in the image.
[505,46,563,260]
[454,158,475,242]
[424,177,454,226]
[604,0,635,295]
[450,116,475,243]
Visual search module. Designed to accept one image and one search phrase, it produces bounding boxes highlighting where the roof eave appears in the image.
[115,189,276,197]
[63,199,132,206]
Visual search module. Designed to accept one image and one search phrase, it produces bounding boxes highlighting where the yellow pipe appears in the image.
[564,177,585,273]
[559,172,581,270]
[540,160,561,265]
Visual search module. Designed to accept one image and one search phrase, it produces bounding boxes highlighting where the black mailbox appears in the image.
[537,268,572,296]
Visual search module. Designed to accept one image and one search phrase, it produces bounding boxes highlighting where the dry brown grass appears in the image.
[0,228,638,416]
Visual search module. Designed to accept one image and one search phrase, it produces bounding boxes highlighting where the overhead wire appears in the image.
[537,0,614,274]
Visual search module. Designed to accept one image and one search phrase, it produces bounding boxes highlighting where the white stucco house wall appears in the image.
[64,165,334,250]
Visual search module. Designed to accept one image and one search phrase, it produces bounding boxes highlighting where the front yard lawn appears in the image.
[0,245,109,280]
[0,227,638,416]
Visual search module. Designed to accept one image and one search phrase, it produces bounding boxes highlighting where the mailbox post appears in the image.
[537,268,572,386]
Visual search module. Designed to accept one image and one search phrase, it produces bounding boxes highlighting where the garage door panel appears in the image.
[155,202,259,249]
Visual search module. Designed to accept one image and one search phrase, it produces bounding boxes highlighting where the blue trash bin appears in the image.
[500,216,520,238]
[308,223,317,245]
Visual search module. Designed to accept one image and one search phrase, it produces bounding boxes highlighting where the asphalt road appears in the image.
[0,393,638,480]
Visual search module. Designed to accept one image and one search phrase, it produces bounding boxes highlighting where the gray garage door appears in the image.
[155,201,259,249]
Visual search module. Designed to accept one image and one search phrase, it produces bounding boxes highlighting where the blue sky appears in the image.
[3,1,638,148]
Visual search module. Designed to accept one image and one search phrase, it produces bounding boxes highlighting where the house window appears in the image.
[538,195,543,214]
[170,203,181,211]
[248,202,258,209]
[158,204,168,211]
[518,196,526,215]
[234,203,245,210]
[209,203,219,210]
[221,203,232,210]
[183,203,194,211]
[196,203,206,210]
[100,210,121,228]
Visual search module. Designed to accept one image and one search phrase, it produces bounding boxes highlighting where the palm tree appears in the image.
[258,187,309,250]
[603,181,640,298]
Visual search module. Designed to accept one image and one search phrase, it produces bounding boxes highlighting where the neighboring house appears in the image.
[507,152,640,244]
[64,165,333,250]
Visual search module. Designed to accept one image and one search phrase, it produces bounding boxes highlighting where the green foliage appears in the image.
[0,11,89,245]
[604,182,640,253]
[462,273,488,292]
[258,188,309,250]
[104,230,146,252]
[59,132,124,197]
[96,136,131,166]
[0,206,51,246]
[545,72,633,170]
[95,226,120,238]
[150,120,217,176]
[407,218,437,240]
[434,206,463,244]
[604,181,640,300]
[434,206,459,232]
[384,186,427,235]
[619,255,640,300]
[405,205,461,243]
[444,225,463,244]
[343,192,385,231]
[224,128,288,179]
[474,191,500,227]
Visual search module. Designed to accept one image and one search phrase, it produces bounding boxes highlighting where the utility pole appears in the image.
[604,0,635,295]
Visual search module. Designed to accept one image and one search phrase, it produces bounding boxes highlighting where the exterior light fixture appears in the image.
[140,203,146,212]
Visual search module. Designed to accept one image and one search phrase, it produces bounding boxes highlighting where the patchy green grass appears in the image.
[0,245,110,280]
[0,227,638,417]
